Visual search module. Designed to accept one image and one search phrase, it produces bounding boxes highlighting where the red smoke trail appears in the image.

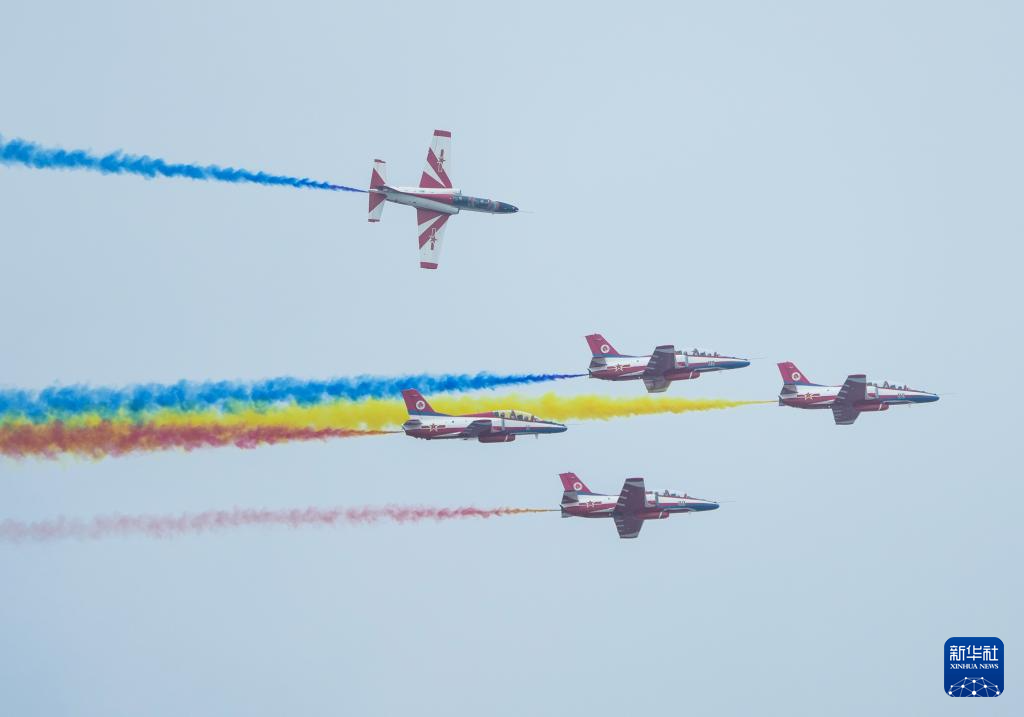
[0,506,555,542]
[0,421,388,459]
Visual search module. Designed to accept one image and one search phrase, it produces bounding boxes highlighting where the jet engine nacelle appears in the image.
[478,434,516,443]
[854,402,889,412]
[664,370,700,381]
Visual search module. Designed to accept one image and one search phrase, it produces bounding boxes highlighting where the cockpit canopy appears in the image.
[875,381,915,391]
[452,194,497,210]
[655,490,687,498]
[494,409,537,422]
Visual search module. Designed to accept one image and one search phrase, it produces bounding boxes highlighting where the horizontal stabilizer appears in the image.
[368,160,387,222]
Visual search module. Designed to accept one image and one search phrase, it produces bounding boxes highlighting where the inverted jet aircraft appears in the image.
[368,130,518,269]
[585,333,750,393]
[400,389,566,443]
[777,361,939,425]
[559,472,719,539]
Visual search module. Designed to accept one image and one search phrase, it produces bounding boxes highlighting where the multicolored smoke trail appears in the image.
[124,393,766,432]
[0,505,555,542]
[0,135,363,192]
[0,422,389,459]
[0,372,585,422]
[0,393,766,459]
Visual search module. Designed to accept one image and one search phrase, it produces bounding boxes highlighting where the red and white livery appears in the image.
[400,389,566,443]
[559,472,720,539]
[585,333,750,393]
[777,361,939,425]
[368,130,518,269]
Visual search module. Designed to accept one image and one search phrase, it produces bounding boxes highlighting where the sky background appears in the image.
[1,1,1021,714]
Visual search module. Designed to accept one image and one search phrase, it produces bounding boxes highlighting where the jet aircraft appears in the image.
[585,333,750,393]
[777,361,939,425]
[400,389,566,443]
[559,472,719,539]
[368,130,518,269]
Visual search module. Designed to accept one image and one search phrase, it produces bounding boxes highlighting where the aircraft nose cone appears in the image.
[553,423,568,433]
[689,500,719,511]
[735,359,751,369]
[923,393,940,403]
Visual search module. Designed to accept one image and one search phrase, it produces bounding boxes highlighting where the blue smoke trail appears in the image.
[0,372,586,421]
[0,135,364,192]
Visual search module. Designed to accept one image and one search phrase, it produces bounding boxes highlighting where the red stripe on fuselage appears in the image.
[590,367,645,380]
[780,395,835,408]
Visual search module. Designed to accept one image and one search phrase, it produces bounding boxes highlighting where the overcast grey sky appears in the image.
[1,1,1021,714]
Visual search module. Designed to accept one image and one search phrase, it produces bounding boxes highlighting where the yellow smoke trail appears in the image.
[431,393,769,423]
[27,393,769,432]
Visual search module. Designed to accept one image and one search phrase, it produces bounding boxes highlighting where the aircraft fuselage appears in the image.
[590,351,750,382]
[778,383,939,410]
[402,411,566,442]
[373,186,518,216]
[561,491,720,519]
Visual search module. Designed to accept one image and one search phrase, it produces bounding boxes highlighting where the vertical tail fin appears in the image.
[585,333,625,358]
[559,472,596,495]
[777,361,818,386]
[401,389,445,416]
[368,159,387,222]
